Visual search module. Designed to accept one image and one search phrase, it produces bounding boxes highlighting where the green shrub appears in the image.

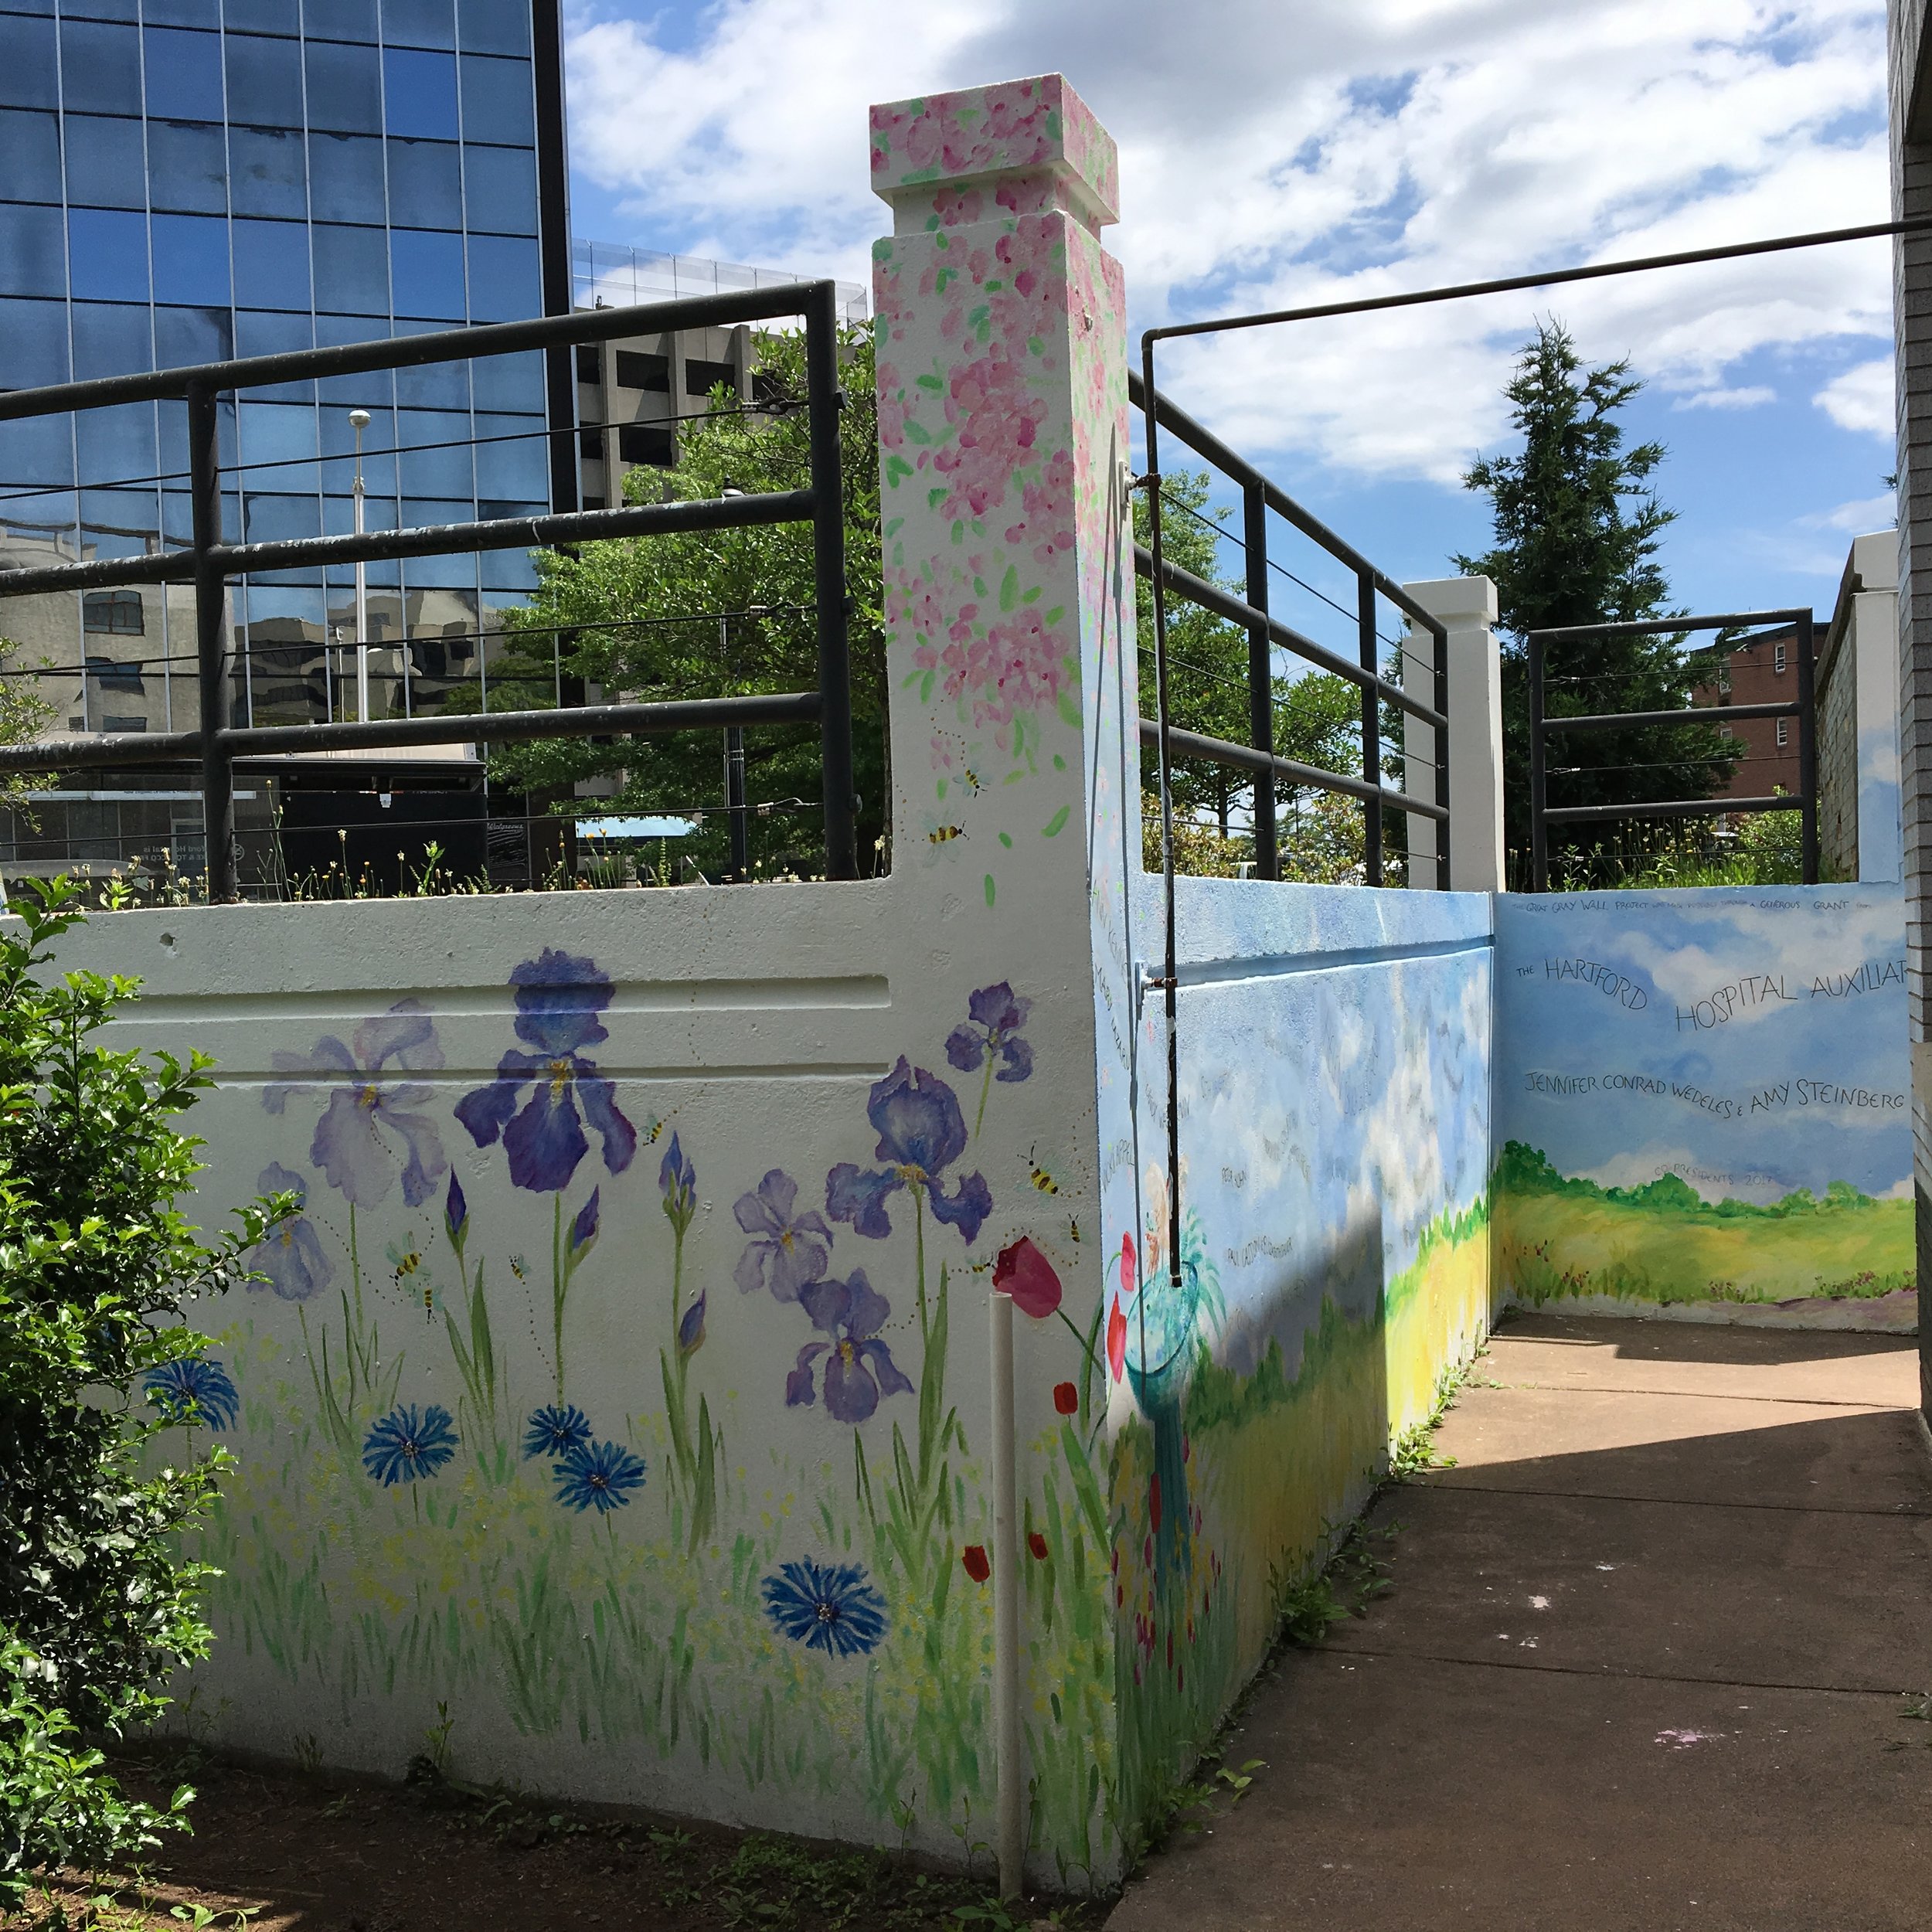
[0,879,277,1912]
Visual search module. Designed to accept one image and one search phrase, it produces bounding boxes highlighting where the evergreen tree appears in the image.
[1454,322,1736,885]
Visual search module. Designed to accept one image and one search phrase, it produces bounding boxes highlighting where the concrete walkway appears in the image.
[1107,1312,1932,1932]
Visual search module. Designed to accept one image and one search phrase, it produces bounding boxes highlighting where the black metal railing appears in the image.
[1127,372,1451,888]
[0,283,855,900]
[1527,610,1818,891]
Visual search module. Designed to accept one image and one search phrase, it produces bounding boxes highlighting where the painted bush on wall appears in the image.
[1494,885,1913,1327]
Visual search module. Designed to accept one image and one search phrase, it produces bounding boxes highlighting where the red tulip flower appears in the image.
[1027,1531,1049,1561]
[1120,1230,1136,1297]
[1107,1293,1128,1382]
[993,1235,1061,1318]
[961,1544,991,1583]
[1053,1380,1079,1416]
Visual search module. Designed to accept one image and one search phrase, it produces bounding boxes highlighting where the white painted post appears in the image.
[988,1289,1022,1900]
[1849,530,1903,883]
[1401,576,1502,893]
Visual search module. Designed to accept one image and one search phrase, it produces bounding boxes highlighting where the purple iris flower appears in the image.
[454,950,638,1194]
[568,1187,600,1264]
[660,1133,697,1236]
[785,1270,913,1424]
[826,1057,992,1245]
[266,1001,447,1209]
[444,1172,468,1253]
[246,1162,333,1303]
[733,1169,832,1302]
[678,1287,707,1359]
[945,981,1034,1083]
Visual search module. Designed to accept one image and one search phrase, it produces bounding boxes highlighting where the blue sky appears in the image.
[562,0,1893,653]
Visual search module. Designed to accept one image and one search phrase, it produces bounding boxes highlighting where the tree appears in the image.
[479,323,888,881]
[0,881,275,1910]
[1454,322,1737,885]
[1135,471,1366,876]
[0,638,53,812]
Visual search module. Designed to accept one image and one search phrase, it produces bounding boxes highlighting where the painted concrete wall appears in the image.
[1494,884,1913,1329]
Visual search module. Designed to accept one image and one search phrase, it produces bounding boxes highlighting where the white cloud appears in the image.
[1815,356,1895,435]
[1804,491,1896,532]
[1675,386,1777,411]
[563,0,1890,483]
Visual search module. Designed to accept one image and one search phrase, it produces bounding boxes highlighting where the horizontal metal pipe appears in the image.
[1543,794,1801,825]
[0,692,821,773]
[0,282,835,420]
[1527,611,1809,639]
[1127,373,1445,641]
[1541,699,1798,733]
[1138,719,1447,823]
[1134,546,1446,730]
[0,490,814,597]
[1145,219,1932,345]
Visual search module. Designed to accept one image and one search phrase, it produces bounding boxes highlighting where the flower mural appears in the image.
[554,1437,647,1514]
[992,1234,1061,1319]
[784,1270,913,1426]
[760,1559,888,1658]
[826,1057,992,1245]
[245,1162,333,1303]
[659,1134,697,1236]
[945,981,1033,1134]
[362,1403,457,1485]
[144,1356,240,1431]
[265,1000,447,1209]
[454,950,637,1194]
[522,1403,593,1461]
[732,1169,832,1302]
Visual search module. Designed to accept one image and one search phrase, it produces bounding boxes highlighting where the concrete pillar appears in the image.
[1849,529,1903,882]
[1399,575,1503,893]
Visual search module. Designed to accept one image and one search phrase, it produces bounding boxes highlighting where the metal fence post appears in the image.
[725,725,749,881]
[1528,630,1547,893]
[1796,608,1819,883]
[186,379,238,902]
[804,282,858,881]
[1242,481,1278,880]
[1359,572,1383,886]
[1432,617,1451,889]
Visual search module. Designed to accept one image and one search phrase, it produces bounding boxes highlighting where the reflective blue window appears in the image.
[308,134,386,223]
[470,347,543,413]
[458,55,532,145]
[0,109,61,202]
[321,402,396,494]
[473,417,548,500]
[229,128,307,217]
[312,223,390,315]
[59,21,141,117]
[383,0,455,48]
[67,0,137,16]
[391,325,468,407]
[383,48,458,139]
[236,307,315,366]
[226,32,304,127]
[145,0,221,26]
[305,40,382,133]
[149,121,230,213]
[64,116,148,211]
[242,493,322,543]
[151,213,231,306]
[0,298,70,389]
[145,28,226,122]
[71,304,151,380]
[68,209,149,303]
[464,233,538,322]
[396,413,472,496]
[225,0,300,32]
[154,304,234,369]
[480,546,536,594]
[233,217,312,310]
[1,416,74,488]
[305,0,379,40]
[390,229,464,320]
[387,138,461,228]
[457,0,529,56]
[460,145,537,233]
[0,14,56,111]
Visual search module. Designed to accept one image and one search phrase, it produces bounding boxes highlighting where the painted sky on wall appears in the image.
[561,0,1893,642]
[1495,885,1910,1205]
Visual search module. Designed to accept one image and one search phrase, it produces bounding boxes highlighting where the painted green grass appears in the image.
[1496,1143,1913,1306]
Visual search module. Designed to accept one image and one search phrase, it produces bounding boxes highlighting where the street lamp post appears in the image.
[349,407,371,723]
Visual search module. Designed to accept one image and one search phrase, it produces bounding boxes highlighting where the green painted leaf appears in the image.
[1044,606,1065,625]
[916,372,944,392]
[984,873,996,907]
[883,517,903,537]
[998,832,1013,849]
[904,419,933,445]
[885,454,913,485]
[1042,804,1070,838]
[928,487,949,509]
[1057,691,1082,728]
[999,565,1020,612]
[1022,584,1043,604]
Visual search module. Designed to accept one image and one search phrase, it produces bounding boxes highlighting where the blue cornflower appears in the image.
[362,1403,458,1485]
[522,1403,594,1461]
[760,1558,889,1658]
[554,1437,647,1513]
[144,1355,240,1431]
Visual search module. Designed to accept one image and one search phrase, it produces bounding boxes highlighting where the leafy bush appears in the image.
[0,880,274,1911]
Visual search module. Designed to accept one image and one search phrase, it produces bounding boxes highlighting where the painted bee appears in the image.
[509,1253,529,1283]
[927,823,966,845]
[389,1244,423,1287]
[1027,1147,1060,1196]
[642,1117,665,1146]
[1069,1216,1082,1243]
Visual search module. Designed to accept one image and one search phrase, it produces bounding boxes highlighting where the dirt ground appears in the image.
[19,1749,1093,1932]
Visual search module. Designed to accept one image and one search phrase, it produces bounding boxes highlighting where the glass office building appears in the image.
[0,0,571,753]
